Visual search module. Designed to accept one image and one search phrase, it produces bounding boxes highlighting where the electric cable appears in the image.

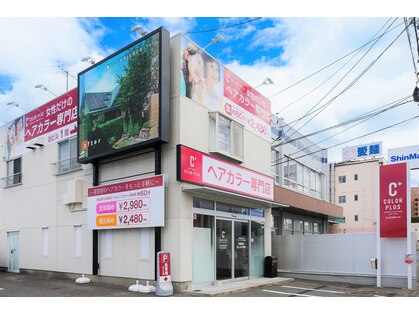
[272,95,412,148]
[184,17,262,34]
[271,98,413,165]
[277,20,408,144]
[275,17,395,115]
[269,18,405,101]
[271,114,419,167]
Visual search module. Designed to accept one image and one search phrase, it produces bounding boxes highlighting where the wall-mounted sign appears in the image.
[379,163,407,238]
[177,145,274,201]
[342,141,382,161]
[87,175,165,230]
[4,89,78,161]
[388,145,419,170]
[180,37,271,141]
[78,27,170,164]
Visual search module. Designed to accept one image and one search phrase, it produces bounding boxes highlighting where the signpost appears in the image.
[377,162,412,289]
[155,251,173,296]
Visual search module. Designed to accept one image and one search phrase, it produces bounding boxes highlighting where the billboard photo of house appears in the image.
[78,29,161,163]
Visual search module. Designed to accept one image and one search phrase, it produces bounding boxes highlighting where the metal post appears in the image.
[154,145,162,281]
[406,165,412,289]
[376,165,381,287]
[92,161,99,275]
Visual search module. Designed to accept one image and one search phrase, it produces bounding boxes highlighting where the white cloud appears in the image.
[0,17,105,125]
[226,17,419,166]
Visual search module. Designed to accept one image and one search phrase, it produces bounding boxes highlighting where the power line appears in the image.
[184,17,262,34]
[273,95,412,148]
[278,20,407,143]
[404,17,418,78]
[276,17,396,115]
[271,98,413,165]
[269,18,405,101]
[271,114,419,167]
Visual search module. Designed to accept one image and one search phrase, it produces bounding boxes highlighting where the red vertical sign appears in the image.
[159,252,171,278]
[379,163,407,238]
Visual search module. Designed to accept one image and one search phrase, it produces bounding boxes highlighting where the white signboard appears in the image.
[388,145,419,170]
[87,175,165,230]
[342,142,382,161]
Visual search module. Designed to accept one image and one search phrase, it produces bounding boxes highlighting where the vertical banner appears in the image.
[379,163,407,238]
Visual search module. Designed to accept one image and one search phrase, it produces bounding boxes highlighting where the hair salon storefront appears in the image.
[177,145,278,289]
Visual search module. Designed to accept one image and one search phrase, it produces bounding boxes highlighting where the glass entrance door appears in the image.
[216,219,248,281]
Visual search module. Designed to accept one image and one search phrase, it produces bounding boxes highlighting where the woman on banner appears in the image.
[180,42,205,105]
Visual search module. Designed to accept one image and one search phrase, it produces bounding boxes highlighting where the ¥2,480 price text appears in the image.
[117,212,151,226]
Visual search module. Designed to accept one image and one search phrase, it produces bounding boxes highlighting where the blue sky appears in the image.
[1,2,418,184]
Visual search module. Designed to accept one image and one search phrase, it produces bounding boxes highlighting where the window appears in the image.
[338,195,346,203]
[338,175,346,183]
[293,220,303,233]
[271,149,280,184]
[57,137,81,174]
[354,194,359,201]
[209,113,243,161]
[283,218,293,231]
[304,221,313,234]
[313,222,322,234]
[5,157,22,187]
[354,174,358,181]
[354,215,359,222]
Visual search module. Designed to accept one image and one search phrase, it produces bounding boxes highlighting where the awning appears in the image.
[181,184,289,208]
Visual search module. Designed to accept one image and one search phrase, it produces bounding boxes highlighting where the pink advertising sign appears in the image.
[177,145,274,201]
[87,175,165,230]
[25,88,78,143]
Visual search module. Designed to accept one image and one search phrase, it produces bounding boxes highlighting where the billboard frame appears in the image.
[77,27,170,164]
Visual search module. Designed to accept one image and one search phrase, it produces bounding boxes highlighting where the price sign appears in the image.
[88,175,164,230]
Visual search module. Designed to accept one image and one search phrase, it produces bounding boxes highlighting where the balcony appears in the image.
[1,172,22,188]
[51,156,82,175]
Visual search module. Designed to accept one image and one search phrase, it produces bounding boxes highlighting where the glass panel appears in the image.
[216,219,232,280]
[251,208,264,217]
[293,220,303,234]
[193,198,214,210]
[70,137,78,170]
[193,214,215,284]
[234,221,249,278]
[231,122,243,158]
[297,163,303,185]
[59,140,70,172]
[13,158,21,185]
[7,160,14,186]
[209,114,216,150]
[250,221,264,277]
[218,116,230,152]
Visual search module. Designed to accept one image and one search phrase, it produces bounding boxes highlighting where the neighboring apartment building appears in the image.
[329,158,385,233]
[0,29,285,291]
[411,187,419,217]
[270,117,343,235]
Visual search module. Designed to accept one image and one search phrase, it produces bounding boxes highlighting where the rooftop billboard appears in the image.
[77,27,170,164]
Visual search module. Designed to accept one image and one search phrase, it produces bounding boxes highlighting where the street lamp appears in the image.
[203,35,227,50]
[131,25,147,36]
[254,77,274,89]
[34,84,57,97]
[81,56,95,65]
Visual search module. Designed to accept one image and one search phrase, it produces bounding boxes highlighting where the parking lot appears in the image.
[227,278,419,297]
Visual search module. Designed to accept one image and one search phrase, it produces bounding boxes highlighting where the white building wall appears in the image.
[0,33,273,288]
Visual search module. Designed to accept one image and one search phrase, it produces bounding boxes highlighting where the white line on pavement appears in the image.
[262,289,316,297]
[281,285,346,294]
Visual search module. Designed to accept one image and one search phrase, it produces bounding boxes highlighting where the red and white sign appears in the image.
[87,175,165,230]
[159,252,171,279]
[25,88,78,144]
[379,163,407,238]
[178,145,274,201]
[223,68,272,141]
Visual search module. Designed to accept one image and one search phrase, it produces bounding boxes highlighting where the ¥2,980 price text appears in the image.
[117,197,151,212]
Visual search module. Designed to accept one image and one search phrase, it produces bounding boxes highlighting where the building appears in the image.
[411,187,419,217]
[0,29,287,291]
[329,158,385,233]
[270,117,343,235]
